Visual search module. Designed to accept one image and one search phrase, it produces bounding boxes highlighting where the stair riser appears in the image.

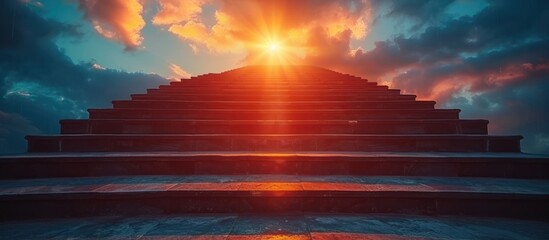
[131,94,416,101]
[1,193,546,220]
[2,157,546,179]
[165,84,382,89]
[60,120,487,134]
[147,89,400,95]
[88,110,460,120]
[168,84,381,90]
[158,86,389,92]
[171,81,376,87]
[26,136,521,152]
[112,101,435,110]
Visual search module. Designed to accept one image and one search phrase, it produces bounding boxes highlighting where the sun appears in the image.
[266,41,281,54]
[246,37,301,65]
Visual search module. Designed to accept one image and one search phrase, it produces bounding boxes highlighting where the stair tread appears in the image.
[89,108,458,112]
[27,134,521,138]
[61,119,486,123]
[3,151,546,160]
[114,100,425,103]
[1,175,548,196]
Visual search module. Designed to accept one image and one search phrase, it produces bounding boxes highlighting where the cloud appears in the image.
[0,111,41,154]
[76,0,145,51]
[168,63,192,79]
[168,20,209,44]
[302,0,549,153]
[377,0,454,23]
[0,0,166,154]
[152,0,209,25]
[152,0,373,60]
[91,63,105,70]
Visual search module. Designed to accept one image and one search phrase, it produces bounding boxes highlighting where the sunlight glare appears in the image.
[267,42,280,53]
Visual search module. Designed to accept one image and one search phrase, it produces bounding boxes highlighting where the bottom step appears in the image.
[1,214,547,239]
[1,175,548,220]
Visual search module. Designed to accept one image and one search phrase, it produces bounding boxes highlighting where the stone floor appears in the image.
[1,214,548,239]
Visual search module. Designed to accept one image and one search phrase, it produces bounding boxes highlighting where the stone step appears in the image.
[25,134,522,152]
[168,82,380,88]
[187,75,365,82]
[2,213,547,239]
[209,70,363,80]
[131,93,417,101]
[1,152,547,179]
[187,76,364,81]
[175,82,373,89]
[88,109,461,120]
[146,88,400,95]
[112,100,435,110]
[60,119,488,134]
[161,84,388,91]
[1,175,547,220]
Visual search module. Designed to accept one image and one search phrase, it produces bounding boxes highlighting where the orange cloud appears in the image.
[168,21,209,44]
[153,0,209,25]
[77,0,145,50]
[152,0,373,63]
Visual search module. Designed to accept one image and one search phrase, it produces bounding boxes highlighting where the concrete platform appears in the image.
[1,214,547,239]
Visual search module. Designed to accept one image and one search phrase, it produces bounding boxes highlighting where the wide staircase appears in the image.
[1,65,548,239]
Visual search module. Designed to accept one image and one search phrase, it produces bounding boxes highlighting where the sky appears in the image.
[0,0,548,154]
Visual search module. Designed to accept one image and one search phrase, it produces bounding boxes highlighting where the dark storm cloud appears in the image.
[0,1,167,154]
[306,0,549,153]
[453,71,549,153]
[377,0,454,22]
[308,0,549,77]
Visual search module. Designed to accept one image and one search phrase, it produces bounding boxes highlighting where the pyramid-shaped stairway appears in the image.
[1,66,548,234]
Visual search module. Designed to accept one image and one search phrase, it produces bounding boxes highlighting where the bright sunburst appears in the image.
[246,33,303,65]
[267,42,281,53]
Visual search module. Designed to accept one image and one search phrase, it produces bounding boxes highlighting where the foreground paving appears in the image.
[1,214,548,239]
